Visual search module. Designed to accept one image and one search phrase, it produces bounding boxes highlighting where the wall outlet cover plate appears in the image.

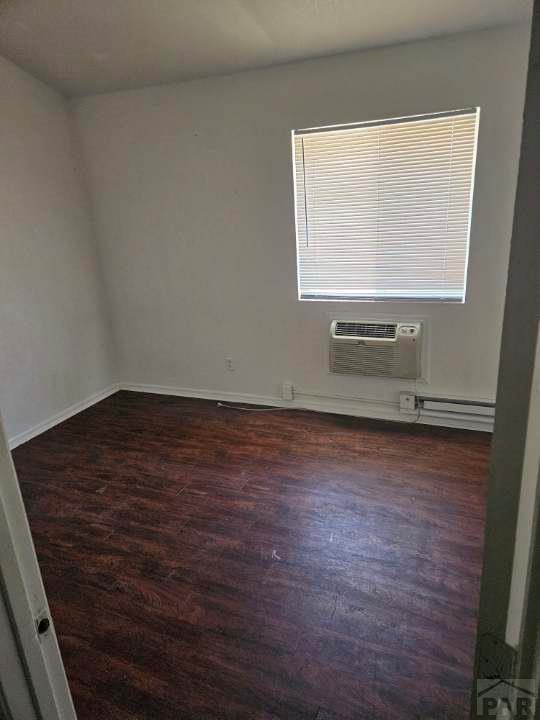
[282,382,294,401]
[399,391,416,412]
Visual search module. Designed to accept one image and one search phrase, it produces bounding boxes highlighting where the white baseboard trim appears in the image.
[8,380,492,450]
[120,382,287,409]
[120,382,494,432]
[8,383,120,450]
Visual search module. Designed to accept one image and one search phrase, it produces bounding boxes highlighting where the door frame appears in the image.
[516,465,540,706]
[0,414,76,720]
[474,0,540,708]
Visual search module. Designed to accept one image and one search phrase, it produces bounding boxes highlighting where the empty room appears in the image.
[1,2,540,720]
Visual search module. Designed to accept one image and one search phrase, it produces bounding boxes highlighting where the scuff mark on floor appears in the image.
[330,592,338,621]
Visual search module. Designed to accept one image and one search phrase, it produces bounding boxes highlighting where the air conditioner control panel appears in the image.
[398,325,419,337]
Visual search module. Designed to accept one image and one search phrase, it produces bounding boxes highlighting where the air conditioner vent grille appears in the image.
[329,320,422,379]
[331,344,396,376]
[334,322,397,339]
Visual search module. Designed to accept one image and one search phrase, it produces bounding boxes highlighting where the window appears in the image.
[292,108,479,302]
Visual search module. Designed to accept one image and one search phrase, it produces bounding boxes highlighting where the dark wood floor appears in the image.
[13,391,490,720]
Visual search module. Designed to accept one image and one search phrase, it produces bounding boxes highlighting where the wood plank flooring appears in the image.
[13,391,490,720]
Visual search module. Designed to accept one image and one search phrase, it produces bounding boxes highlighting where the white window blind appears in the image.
[292,108,479,302]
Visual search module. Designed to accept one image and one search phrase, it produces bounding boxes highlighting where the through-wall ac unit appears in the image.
[329,320,422,379]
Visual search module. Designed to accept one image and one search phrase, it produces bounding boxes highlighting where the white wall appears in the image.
[0,57,116,444]
[75,26,529,414]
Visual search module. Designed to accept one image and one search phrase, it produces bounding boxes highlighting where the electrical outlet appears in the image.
[399,391,416,412]
[281,382,294,401]
[226,357,234,372]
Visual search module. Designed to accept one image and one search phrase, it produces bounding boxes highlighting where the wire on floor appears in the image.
[216,395,423,425]
[216,402,300,412]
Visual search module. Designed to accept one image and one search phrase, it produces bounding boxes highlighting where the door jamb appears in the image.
[0,414,76,720]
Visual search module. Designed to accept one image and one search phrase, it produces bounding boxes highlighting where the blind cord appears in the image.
[301,137,310,247]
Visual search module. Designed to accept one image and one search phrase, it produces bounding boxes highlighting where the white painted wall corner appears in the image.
[8,384,120,450]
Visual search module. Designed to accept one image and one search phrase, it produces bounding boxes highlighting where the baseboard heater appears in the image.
[417,395,495,418]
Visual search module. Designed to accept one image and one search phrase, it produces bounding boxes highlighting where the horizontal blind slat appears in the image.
[293,109,479,301]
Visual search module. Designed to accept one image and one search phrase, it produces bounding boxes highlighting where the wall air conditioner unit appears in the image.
[329,321,422,379]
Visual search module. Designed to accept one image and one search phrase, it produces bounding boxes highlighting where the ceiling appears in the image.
[0,0,532,97]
